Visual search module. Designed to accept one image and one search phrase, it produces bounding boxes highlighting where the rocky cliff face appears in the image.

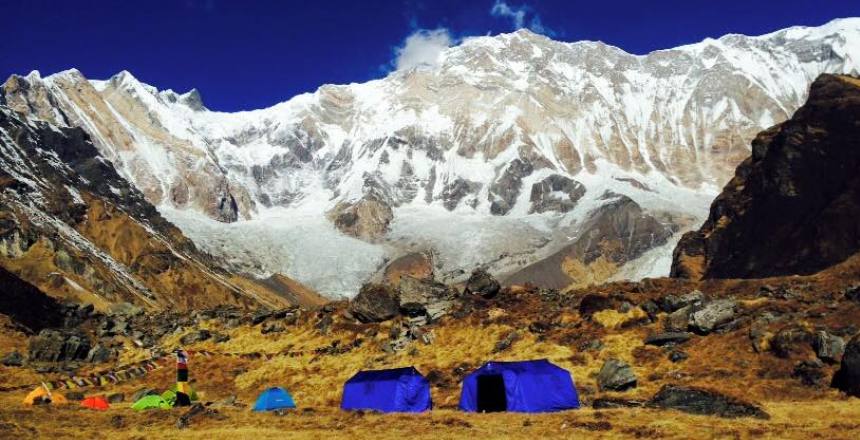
[0,105,318,310]
[672,74,860,279]
[3,19,859,296]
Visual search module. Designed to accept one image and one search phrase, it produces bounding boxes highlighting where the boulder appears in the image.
[179,329,211,345]
[771,327,813,358]
[28,329,91,362]
[659,290,705,313]
[832,334,860,397]
[464,268,501,299]
[664,306,693,332]
[689,299,737,334]
[644,332,692,347]
[1,351,24,367]
[597,358,637,391]
[212,333,230,343]
[813,331,845,364]
[107,393,125,403]
[793,359,826,386]
[648,385,769,419]
[349,283,400,323]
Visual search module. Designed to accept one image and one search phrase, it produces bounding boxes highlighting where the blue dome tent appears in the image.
[253,387,296,412]
[459,359,580,413]
[341,367,432,413]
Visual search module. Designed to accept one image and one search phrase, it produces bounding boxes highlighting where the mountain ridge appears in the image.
[3,18,859,297]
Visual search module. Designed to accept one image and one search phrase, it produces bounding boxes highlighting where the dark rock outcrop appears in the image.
[648,385,769,419]
[28,329,91,362]
[833,334,860,396]
[528,174,586,213]
[672,75,860,279]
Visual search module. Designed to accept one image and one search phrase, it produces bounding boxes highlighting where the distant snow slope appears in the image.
[3,18,859,297]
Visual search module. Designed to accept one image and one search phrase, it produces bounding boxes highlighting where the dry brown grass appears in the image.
[2,395,859,440]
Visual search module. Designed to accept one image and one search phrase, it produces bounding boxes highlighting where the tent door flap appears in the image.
[476,374,507,412]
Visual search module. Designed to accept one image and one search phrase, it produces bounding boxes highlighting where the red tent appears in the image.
[81,395,110,411]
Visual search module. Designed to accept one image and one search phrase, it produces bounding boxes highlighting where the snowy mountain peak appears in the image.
[3,18,860,297]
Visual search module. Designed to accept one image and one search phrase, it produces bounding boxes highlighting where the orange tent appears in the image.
[23,385,68,406]
[81,395,110,411]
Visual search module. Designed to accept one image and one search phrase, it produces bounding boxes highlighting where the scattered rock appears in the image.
[261,322,285,335]
[644,332,692,347]
[668,351,689,363]
[65,391,85,401]
[793,359,826,386]
[771,327,813,358]
[689,299,737,334]
[640,300,659,320]
[592,398,645,409]
[833,334,860,397]
[179,329,211,345]
[251,311,272,325]
[212,333,230,343]
[463,269,500,299]
[813,331,845,364]
[1,351,24,367]
[664,305,692,332]
[647,384,769,419]
[659,290,705,313]
[493,331,520,353]
[597,358,637,391]
[110,415,125,429]
[349,283,400,323]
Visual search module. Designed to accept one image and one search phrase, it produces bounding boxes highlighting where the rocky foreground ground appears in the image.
[2,253,860,438]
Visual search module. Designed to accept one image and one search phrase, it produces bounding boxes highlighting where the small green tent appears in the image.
[132,394,172,411]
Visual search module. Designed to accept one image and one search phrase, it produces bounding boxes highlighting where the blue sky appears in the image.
[2,0,858,111]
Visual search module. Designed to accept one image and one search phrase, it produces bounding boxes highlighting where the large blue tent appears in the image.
[252,387,296,412]
[459,359,579,413]
[341,367,432,413]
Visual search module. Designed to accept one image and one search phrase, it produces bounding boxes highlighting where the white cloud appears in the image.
[490,0,526,29]
[490,1,556,36]
[393,28,453,71]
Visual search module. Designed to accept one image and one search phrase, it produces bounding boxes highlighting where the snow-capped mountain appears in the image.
[3,18,859,297]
